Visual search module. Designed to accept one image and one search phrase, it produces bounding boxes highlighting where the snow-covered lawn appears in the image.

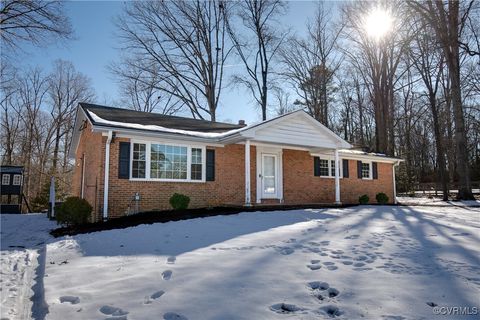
[397,196,480,207]
[2,205,480,319]
[1,214,56,320]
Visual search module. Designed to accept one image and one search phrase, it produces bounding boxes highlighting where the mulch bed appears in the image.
[50,203,354,238]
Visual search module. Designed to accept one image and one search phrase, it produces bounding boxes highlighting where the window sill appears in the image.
[318,176,343,179]
[129,178,206,183]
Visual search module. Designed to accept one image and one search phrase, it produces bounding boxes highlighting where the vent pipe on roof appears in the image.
[238,120,246,126]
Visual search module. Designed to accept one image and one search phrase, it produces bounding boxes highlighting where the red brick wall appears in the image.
[73,133,394,220]
[282,149,394,204]
[105,140,257,219]
[72,122,104,221]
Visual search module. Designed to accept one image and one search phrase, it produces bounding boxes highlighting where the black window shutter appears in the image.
[357,160,363,179]
[118,142,130,179]
[314,156,320,176]
[206,149,215,181]
[342,159,349,178]
[372,162,378,179]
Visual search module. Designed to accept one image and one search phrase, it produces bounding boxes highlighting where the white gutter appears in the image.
[393,160,400,204]
[103,130,113,220]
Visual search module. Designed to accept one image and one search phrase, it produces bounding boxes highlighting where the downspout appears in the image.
[393,161,399,204]
[103,130,113,220]
[81,153,86,199]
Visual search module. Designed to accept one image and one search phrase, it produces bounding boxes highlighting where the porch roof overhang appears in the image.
[217,110,352,149]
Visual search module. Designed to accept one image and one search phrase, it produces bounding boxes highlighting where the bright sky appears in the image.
[15,0,334,125]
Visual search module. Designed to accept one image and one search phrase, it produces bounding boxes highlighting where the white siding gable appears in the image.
[251,112,347,149]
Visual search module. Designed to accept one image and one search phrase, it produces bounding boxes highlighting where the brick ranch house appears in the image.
[69,103,402,221]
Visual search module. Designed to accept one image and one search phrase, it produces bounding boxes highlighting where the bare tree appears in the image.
[408,18,450,200]
[115,0,232,121]
[112,65,183,114]
[407,0,475,200]
[48,59,95,174]
[226,0,286,120]
[0,63,20,165]
[342,1,411,155]
[280,2,342,126]
[272,87,296,115]
[0,0,72,50]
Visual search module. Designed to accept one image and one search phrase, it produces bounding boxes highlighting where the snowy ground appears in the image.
[397,196,480,207]
[2,205,480,320]
[1,214,56,320]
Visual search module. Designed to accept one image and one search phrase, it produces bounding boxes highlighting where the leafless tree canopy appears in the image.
[279,2,342,127]
[1,61,95,209]
[0,0,72,50]
[114,0,232,121]
[226,0,287,120]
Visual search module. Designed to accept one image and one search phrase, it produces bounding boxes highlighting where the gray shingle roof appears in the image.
[80,103,245,133]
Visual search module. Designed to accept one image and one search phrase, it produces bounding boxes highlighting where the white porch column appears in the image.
[334,149,341,204]
[245,140,251,206]
[393,161,398,204]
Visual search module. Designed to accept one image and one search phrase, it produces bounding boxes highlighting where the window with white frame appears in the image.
[318,157,341,178]
[330,160,336,177]
[2,174,10,185]
[190,148,202,180]
[150,144,188,179]
[132,143,146,178]
[319,159,329,176]
[131,141,205,181]
[361,162,371,179]
[13,174,22,186]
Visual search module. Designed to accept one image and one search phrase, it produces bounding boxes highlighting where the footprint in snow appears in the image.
[269,303,305,314]
[167,256,176,264]
[277,247,294,255]
[163,312,188,320]
[345,234,359,239]
[327,288,339,298]
[162,270,172,280]
[307,264,322,270]
[308,281,329,290]
[59,296,80,304]
[144,291,165,304]
[99,305,129,317]
[318,305,343,318]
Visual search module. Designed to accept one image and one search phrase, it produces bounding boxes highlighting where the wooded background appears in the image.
[1,0,479,211]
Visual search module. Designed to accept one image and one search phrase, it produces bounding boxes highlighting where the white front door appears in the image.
[261,154,278,198]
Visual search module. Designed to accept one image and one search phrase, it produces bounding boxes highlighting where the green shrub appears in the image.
[376,192,389,204]
[169,193,190,210]
[359,194,369,205]
[56,197,92,226]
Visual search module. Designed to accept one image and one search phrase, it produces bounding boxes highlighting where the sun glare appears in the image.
[364,8,393,40]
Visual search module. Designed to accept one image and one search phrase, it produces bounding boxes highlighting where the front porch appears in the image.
[220,110,352,207]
